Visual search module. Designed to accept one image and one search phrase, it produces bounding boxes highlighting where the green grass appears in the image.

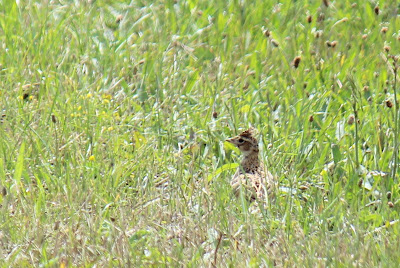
[1,0,400,266]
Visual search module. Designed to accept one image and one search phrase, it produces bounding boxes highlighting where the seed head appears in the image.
[326,41,338,47]
[374,6,379,15]
[347,115,355,125]
[386,100,393,108]
[299,185,309,191]
[307,15,312,23]
[271,39,279,47]
[318,13,325,22]
[292,56,301,68]
[381,27,388,34]
[1,187,6,197]
[116,15,123,23]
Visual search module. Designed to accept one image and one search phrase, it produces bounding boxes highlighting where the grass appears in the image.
[0,0,400,266]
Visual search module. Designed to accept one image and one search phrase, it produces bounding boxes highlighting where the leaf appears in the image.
[362,178,373,191]
[183,70,199,94]
[14,142,25,193]
[137,88,148,102]
[0,158,5,183]
[129,229,150,243]
[193,47,215,61]
[335,120,345,141]
[224,140,239,153]
[240,104,250,113]
[133,131,147,149]
[331,144,341,164]
[207,163,238,181]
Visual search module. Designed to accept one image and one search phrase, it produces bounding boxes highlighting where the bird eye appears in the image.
[238,138,244,143]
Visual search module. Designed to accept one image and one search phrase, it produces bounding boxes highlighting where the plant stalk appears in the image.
[392,64,398,182]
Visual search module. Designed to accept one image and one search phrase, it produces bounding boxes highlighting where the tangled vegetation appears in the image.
[0,0,400,266]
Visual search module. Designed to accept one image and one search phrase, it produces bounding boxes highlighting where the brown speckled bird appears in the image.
[226,127,275,201]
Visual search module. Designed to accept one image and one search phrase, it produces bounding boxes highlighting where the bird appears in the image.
[226,127,275,201]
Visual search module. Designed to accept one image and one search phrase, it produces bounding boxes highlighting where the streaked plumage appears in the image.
[226,128,275,201]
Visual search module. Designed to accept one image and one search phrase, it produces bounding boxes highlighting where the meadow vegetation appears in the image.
[1,0,400,266]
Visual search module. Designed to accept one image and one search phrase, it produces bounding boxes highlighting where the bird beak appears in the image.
[226,138,233,143]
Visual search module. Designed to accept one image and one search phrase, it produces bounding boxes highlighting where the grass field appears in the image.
[1,0,400,266]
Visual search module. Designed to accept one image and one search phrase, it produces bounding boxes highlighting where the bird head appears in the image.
[226,127,259,156]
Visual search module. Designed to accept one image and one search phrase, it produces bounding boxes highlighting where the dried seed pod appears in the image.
[51,114,57,123]
[374,6,379,15]
[381,27,388,33]
[384,46,391,52]
[0,113,5,124]
[264,29,271,37]
[388,201,394,208]
[299,185,308,191]
[323,0,329,7]
[386,100,393,108]
[315,30,322,38]
[292,56,301,68]
[271,39,279,47]
[347,115,355,125]
[212,111,218,119]
[309,115,314,122]
[307,15,312,23]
